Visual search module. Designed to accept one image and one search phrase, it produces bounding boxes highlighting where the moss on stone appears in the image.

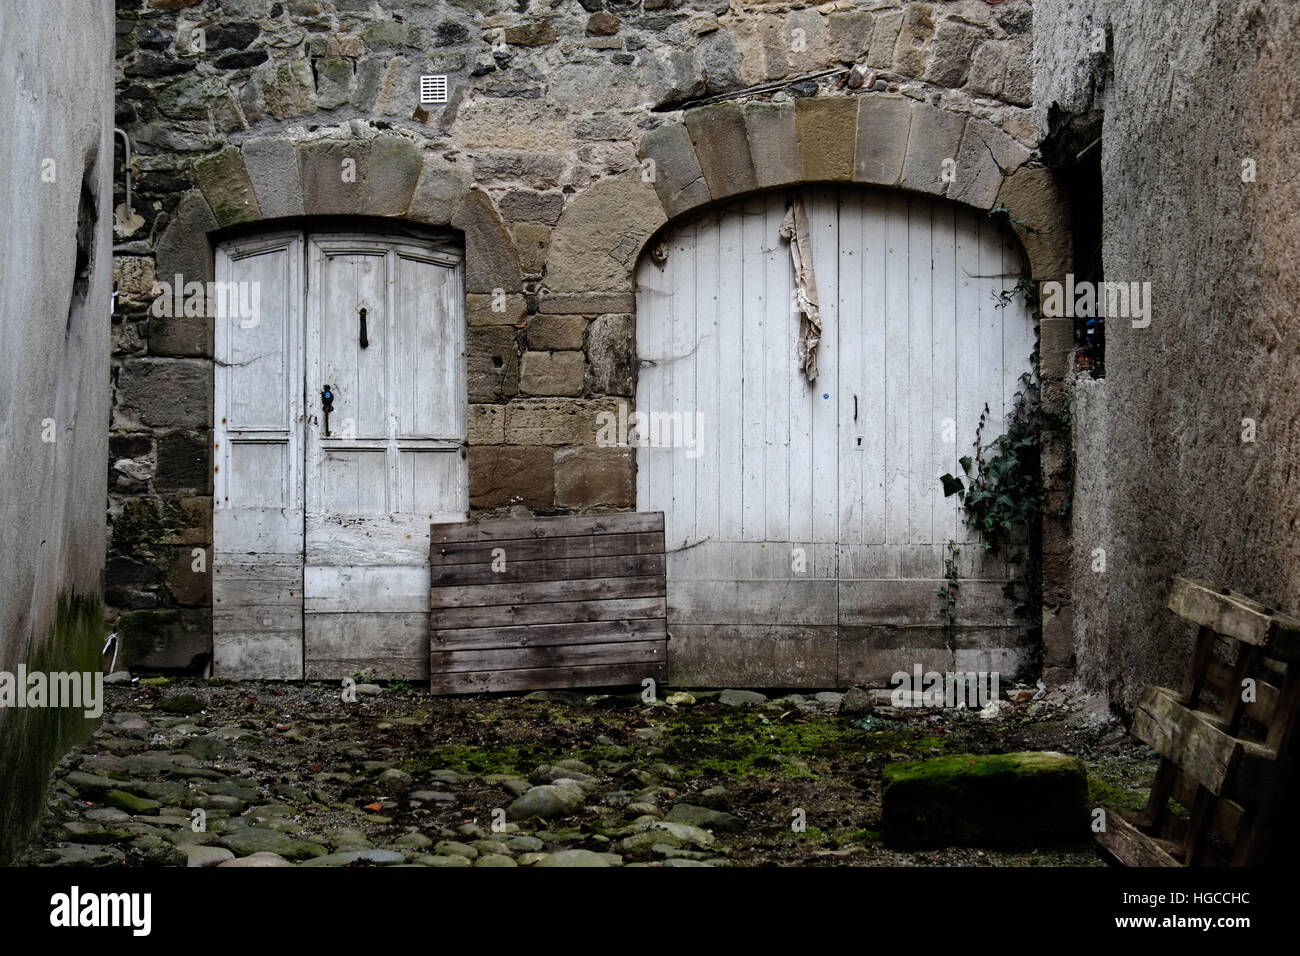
[882,751,1088,849]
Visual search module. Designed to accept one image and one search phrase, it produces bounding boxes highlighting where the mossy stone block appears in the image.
[882,751,1088,848]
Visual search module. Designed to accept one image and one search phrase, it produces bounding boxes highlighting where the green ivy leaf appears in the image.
[940,474,964,497]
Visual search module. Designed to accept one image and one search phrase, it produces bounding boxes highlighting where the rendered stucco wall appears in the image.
[0,0,114,863]
[1037,0,1300,711]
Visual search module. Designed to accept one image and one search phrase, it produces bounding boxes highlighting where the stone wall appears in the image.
[0,0,115,863]
[110,0,1067,673]
[1036,0,1300,711]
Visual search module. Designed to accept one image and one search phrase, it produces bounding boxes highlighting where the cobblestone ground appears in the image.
[22,680,1156,867]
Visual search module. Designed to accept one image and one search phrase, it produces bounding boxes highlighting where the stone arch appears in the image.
[152,128,522,315]
[546,96,1071,300]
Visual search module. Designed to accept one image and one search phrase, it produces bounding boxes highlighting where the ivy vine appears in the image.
[939,349,1071,622]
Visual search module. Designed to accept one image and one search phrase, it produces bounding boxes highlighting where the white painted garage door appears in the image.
[635,186,1036,686]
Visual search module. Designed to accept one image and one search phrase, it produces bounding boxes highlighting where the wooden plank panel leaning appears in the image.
[1097,575,1300,866]
[429,512,669,694]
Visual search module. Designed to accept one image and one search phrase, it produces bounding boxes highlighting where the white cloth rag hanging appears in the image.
[779,198,822,383]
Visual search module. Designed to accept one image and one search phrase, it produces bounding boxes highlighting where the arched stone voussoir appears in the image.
[193,146,262,228]
[684,102,756,201]
[452,188,523,295]
[854,95,912,188]
[898,101,968,198]
[638,122,711,220]
[155,189,219,285]
[947,116,1033,211]
[741,100,799,190]
[795,97,858,182]
[995,165,1073,282]
[240,136,304,220]
[296,131,424,219]
[405,152,472,228]
[546,169,667,296]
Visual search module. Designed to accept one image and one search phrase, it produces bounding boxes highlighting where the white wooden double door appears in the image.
[635,187,1036,685]
[212,231,466,679]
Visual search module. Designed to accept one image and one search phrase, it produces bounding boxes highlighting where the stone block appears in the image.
[854,95,911,186]
[469,445,554,509]
[587,12,620,36]
[111,496,211,550]
[882,751,1087,848]
[539,292,635,315]
[898,103,966,196]
[866,10,903,69]
[684,102,756,199]
[467,326,521,402]
[148,311,213,358]
[315,57,354,110]
[526,315,587,351]
[115,359,212,430]
[545,172,665,294]
[117,609,213,673]
[510,223,551,275]
[498,190,565,225]
[155,429,212,493]
[468,404,504,445]
[796,97,857,181]
[155,191,218,286]
[406,152,470,225]
[585,313,635,397]
[504,399,619,446]
[967,40,1009,98]
[1002,39,1032,107]
[467,292,527,326]
[168,549,210,607]
[1038,317,1074,379]
[505,22,557,47]
[520,351,585,397]
[298,139,363,216]
[453,188,523,294]
[247,60,317,122]
[361,134,424,217]
[554,446,635,509]
[241,137,304,219]
[995,166,1071,280]
[922,18,982,88]
[114,256,157,297]
[741,101,800,189]
[892,4,935,77]
[638,123,711,219]
[827,10,874,62]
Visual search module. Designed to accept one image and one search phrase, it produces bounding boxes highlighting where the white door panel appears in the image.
[636,187,1036,683]
[213,231,466,679]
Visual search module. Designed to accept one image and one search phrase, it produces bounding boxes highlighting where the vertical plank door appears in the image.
[302,234,467,679]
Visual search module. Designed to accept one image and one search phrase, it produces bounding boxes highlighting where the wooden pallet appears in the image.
[1095,577,1300,866]
[428,512,668,695]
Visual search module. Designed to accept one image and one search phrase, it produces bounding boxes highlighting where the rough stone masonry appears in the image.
[108,0,1069,673]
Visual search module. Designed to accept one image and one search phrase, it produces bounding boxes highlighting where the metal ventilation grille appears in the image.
[420,75,448,104]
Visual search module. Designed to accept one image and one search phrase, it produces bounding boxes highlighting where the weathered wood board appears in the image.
[429,512,668,694]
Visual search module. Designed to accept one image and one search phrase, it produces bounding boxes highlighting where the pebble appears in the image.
[218,852,295,867]
[719,689,768,707]
[534,849,623,867]
[184,845,235,867]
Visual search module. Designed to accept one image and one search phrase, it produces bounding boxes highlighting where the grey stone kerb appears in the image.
[548,95,1071,299]
[155,126,521,301]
